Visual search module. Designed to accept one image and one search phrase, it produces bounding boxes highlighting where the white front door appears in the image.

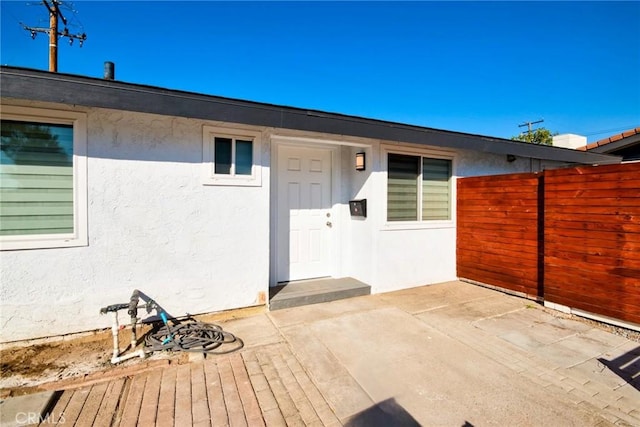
[277,146,333,282]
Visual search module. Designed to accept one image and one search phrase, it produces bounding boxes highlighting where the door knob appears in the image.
[326,221,332,228]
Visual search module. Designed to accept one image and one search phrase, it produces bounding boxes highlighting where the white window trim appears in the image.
[381,144,456,231]
[202,125,262,187]
[0,105,88,251]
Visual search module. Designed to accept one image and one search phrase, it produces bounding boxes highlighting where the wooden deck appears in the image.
[40,344,340,426]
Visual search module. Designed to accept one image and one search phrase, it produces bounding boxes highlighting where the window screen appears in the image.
[422,158,451,220]
[214,137,232,175]
[387,153,419,221]
[387,153,452,222]
[0,120,74,236]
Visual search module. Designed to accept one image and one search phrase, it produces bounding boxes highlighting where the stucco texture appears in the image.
[1,107,269,342]
[0,102,556,342]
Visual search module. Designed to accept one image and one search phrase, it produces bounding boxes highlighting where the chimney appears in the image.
[104,61,115,80]
[552,134,587,149]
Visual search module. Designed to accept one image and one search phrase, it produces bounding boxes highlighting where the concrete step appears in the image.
[269,277,371,311]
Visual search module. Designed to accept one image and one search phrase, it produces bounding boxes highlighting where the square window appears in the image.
[0,106,88,250]
[387,152,452,222]
[202,126,261,186]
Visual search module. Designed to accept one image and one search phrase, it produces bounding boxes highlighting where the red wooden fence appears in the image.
[457,173,541,298]
[543,164,640,325]
[457,163,640,326]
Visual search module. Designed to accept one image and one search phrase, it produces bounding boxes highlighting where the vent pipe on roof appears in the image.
[104,61,115,80]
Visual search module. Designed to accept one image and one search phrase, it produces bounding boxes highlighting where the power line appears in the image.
[20,0,87,72]
[583,125,638,137]
[55,1,85,31]
[517,118,544,138]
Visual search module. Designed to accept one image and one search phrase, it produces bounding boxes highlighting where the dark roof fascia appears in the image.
[0,66,621,165]
[587,133,640,154]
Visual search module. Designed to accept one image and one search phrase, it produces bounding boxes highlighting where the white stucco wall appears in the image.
[340,141,546,294]
[1,103,270,342]
[1,99,561,342]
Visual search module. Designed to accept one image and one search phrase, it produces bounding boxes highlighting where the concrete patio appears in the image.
[8,280,639,426]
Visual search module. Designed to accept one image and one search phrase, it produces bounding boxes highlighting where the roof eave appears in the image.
[0,66,621,165]
[588,134,640,154]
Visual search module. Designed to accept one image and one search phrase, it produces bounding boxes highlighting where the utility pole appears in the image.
[48,0,59,72]
[21,0,86,72]
[518,119,544,140]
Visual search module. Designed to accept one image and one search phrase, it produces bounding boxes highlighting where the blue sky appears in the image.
[1,1,639,142]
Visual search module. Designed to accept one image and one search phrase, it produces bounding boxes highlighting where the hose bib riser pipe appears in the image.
[99,289,243,364]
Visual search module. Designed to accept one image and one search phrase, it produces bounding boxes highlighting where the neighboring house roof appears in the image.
[577,127,640,161]
[0,65,620,165]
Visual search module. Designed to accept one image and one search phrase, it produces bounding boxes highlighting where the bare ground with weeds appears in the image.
[0,308,259,397]
[0,327,164,397]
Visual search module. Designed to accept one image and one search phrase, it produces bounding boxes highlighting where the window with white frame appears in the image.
[202,126,262,186]
[0,106,87,250]
[387,152,452,222]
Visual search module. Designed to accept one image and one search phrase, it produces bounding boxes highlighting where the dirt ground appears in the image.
[0,308,259,398]
[0,326,158,397]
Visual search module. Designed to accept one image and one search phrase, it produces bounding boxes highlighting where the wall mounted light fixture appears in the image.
[506,154,517,163]
[355,152,366,171]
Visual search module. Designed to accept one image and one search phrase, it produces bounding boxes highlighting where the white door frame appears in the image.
[270,136,343,286]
